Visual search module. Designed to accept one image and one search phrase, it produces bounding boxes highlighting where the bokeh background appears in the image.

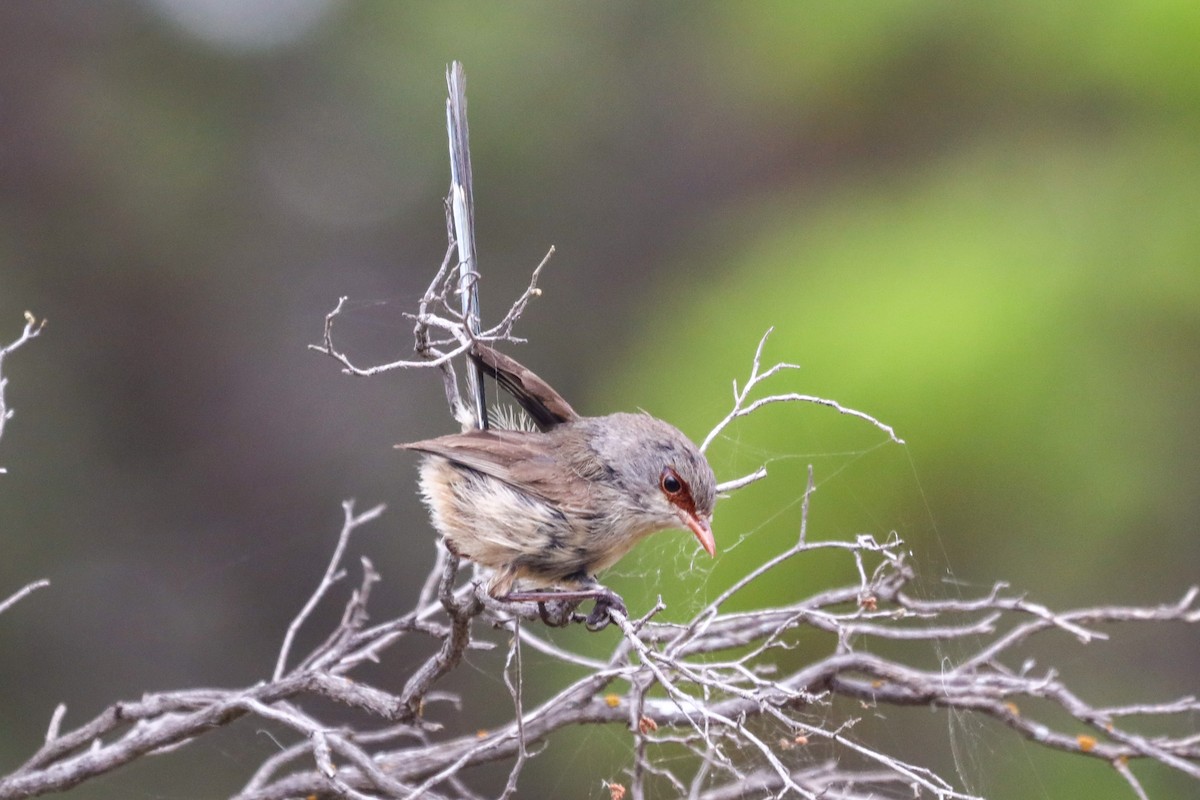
[1,2,1198,798]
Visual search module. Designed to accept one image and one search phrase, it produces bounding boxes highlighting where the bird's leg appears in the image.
[500,579,626,631]
[499,589,585,627]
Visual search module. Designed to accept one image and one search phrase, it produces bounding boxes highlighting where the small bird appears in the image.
[398,343,716,627]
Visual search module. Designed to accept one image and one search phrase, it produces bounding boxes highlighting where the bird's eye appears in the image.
[660,468,683,496]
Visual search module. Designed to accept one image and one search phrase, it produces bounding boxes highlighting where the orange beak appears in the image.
[677,509,716,557]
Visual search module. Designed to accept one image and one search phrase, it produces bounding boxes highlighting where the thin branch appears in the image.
[498,625,527,800]
[274,501,385,680]
[308,244,553,397]
[0,579,49,617]
[700,329,903,471]
[0,311,46,474]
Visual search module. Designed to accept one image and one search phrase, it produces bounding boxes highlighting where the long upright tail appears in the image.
[469,343,579,431]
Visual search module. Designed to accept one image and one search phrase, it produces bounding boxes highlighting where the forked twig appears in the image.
[274,501,385,680]
[707,328,903,495]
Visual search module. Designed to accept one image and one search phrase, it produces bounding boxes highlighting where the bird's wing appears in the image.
[399,430,591,508]
[470,343,579,431]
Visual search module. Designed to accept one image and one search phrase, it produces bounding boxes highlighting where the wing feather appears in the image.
[399,430,591,508]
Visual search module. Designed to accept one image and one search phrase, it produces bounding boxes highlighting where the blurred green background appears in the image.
[1,2,1197,798]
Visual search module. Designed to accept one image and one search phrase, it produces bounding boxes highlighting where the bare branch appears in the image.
[275,500,385,680]
[0,579,49,618]
[0,311,46,475]
[3,475,1196,800]
[497,627,527,799]
[700,330,903,491]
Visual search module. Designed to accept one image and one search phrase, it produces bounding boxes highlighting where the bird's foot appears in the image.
[584,588,627,631]
[499,586,627,631]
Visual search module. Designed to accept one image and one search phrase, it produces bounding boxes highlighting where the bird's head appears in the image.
[585,412,717,557]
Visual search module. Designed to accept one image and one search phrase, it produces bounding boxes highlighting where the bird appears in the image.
[397,343,716,628]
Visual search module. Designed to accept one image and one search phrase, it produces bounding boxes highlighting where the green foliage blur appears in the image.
[0,3,1196,798]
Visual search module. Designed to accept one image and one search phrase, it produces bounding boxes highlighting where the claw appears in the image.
[585,589,627,631]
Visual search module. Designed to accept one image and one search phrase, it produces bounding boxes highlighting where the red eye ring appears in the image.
[660,467,684,496]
